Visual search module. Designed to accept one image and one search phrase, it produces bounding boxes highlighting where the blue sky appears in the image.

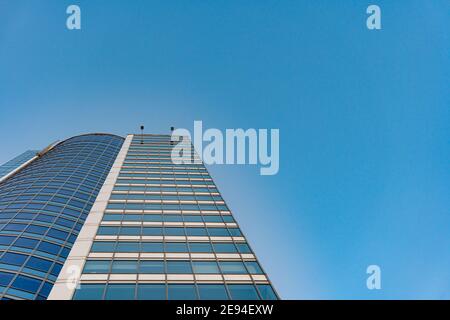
[0,0,449,299]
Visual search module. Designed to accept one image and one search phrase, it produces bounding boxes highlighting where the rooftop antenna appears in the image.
[140,125,144,144]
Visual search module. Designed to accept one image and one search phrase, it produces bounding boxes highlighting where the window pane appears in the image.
[0,252,27,266]
[236,243,251,253]
[168,284,197,300]
[164,227,185,236]
[111,260,138,273]
[228,228,242,236]
[83,260,110,273]
[120,227,141,235]
[116,242,140,252]
[165,242,187,253]
[207,228,229,236]
[186,228,208,236]
[183,215,203,222]
[164,215,183,222]
[198,284,229,300]
[166,261,192,274]
[90,242,114,252]
[97,226,119,235]
[138,284,166,300]
[192,261,220,274]
[213,243,237,253]
[142,242,163,252]
[203,216,222,222]
[73,284,105,300]
[143,215,162,222]
[189,242,213,253]
[142,227,162,236]
[219,261,247,274]
[140,260,164,273]
[257,285,277,300]
[12,275,41,292]
[105,284,135,300]
[228,284,260,300]
[245,261,263,274]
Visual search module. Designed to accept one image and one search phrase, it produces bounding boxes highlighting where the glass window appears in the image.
[245,261,263,274]
[189,242,213,253]
[198,284,229,300]
[120,227,141,235]
[140,260,164,274]
[257,285,277,300]
[11,275,42,293]
[138,284,166,300]
[0,252,28,266]
[122,214,142,221]
[183,215,203,222]
[142,227,163,236]
[103,214,122,221]
[0,236,15,245]
[97,226,120,235]
[228,228,242,236]
[37,241,61,255]
[207,228,230,236]
[0,272,14,286]
[83,260,110,273]
[186,228,208,236]
[38,281,53,297]
[50,263,63,276]
[143,215,162,222]
[192,261,220,274]
[219,261,247,274]
[116,242,140,252]
[213,243,237,253]
[164,227,185,236]
[25,257,52,272]
[222,216,235,223]
[228,284,260,300]
[166,261,192,274]
[164,215,183,222]
[105,284,135,300]
[14,237,39,249]
[73,284,105,300]
[203,216,223,222]
[111,260,138,273]
[91,241,116,252]
[165,242,187,252]
[142,242,163,252]
[236,243,251,254]
[168,284,197,300]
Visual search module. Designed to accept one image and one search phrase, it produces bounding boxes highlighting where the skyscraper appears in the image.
[0,133,277,300]
[0,134,124,300]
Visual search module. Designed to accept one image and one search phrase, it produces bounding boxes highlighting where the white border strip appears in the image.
[0,156,38,183]
[0,141,60,183]
[48,135,133,300]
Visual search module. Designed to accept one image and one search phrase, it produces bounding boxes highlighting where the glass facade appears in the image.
[71,134,277,300]
[0,134,124,300]
[0,150,38,179]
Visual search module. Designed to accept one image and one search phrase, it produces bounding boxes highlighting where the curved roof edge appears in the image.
[0,133,124,186]
[66,133,125,140]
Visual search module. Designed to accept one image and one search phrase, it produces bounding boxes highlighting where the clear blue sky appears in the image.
[0,1,449,299]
